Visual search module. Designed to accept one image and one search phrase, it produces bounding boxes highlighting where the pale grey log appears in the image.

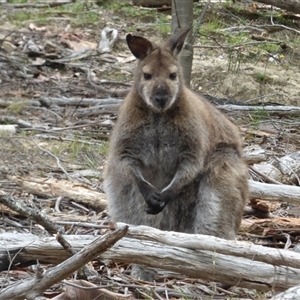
[220,105,300,116]
[2,224,300,291]
[249,181,300,203]
[272,285,300,300]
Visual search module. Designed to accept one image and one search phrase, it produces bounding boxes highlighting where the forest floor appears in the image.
[0,0,300,299]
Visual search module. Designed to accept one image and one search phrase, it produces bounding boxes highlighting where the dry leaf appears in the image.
[31,57,46,66]
[62,39,97,51]
[29,23,47,32]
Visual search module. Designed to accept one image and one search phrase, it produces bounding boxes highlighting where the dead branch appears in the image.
[1,224,300,291]
[0,226,128,300]
[38,97,123,108]
[0,190,62,235]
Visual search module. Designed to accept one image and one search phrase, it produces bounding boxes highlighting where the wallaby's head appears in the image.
[126,29,190,112]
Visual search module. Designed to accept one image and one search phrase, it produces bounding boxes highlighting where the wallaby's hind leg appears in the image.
[194,150,248,239]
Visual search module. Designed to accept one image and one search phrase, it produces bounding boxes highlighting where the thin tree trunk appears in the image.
[171,0,194,86]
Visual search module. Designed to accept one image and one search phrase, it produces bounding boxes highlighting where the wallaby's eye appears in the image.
[143,73,152,80]
[169,72,177,80]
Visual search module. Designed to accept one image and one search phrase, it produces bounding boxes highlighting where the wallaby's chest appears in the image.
[127,117,182,187]
[138,117,180,156]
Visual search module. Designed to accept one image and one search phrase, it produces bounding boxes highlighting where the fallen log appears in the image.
[220,104,300,117]
[256,0,300,15]
[1,224,300,291]
[6,175,300,211]
[249,181,300,204]
[6,175,107,212]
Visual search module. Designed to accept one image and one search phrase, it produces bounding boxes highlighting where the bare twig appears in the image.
[194,40,282,49]
[191,0,210,44]
[249,165,283,185]
[269,5,300,34]
[87,69,130,97]
[30,138,70,179]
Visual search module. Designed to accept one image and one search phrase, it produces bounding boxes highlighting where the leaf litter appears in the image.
[0,1,300,299]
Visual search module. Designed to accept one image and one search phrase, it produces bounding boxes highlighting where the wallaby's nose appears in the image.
[154,93,168,108]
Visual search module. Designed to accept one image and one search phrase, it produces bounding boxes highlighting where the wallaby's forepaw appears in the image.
[138,181,164,214]
[139,181,174,214]
[144,190,165,215]
[145,189,174,215]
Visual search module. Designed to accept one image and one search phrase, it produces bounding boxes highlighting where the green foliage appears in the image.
[7,10,34,23]
[250,108,269,129]
[259,43,280,53]
[102,0,170,34]
[103,0,152,19]
[226,32,247,45]
[98,141,110,156]
[256,72,267,83]
[199,18,224,35]
[5,2,100,26]
[51,139,109,170]
[7,100,29,114]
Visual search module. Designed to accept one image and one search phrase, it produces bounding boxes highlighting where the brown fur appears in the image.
[104,30,249,241]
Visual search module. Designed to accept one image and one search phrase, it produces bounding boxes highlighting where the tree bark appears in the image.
[256,0,300,14]
[2,224,300,291]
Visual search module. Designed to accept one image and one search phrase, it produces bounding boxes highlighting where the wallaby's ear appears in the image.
[166,27,192,56]
[126,34,154,60]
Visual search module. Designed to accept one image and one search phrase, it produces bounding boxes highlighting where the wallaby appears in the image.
[104,29,249,279]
